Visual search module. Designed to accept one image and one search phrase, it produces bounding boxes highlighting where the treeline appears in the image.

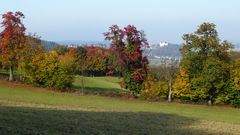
[54,46,120,77]
[0,12,120,90]
[23,45,119,89]
[0,12,149,95]
[1,41,119,89]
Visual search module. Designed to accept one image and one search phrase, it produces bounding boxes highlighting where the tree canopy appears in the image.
[174,22,233,105]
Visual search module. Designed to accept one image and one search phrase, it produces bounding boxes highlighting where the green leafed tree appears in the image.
[174,22,233,105]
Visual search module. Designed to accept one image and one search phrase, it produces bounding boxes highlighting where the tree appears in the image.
[53,45,68,55]
[229,59,240,106]
[0,11,26,81]
[17,34,43,81]
[60,48,79,73]
[173,67,192,100]
[153,64,179,102]
[233,59,240,91]
[76,46,87,93]
[104,25,149,94]
[0,12,25,79]
[149,63,179,102]
[106,48,120,76]
[84,46,108,76]
[141,73,169,100]
[26,50,74,89]
[175,22,233,105]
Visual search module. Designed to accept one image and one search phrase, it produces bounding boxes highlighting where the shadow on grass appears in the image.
[0,106,222,135]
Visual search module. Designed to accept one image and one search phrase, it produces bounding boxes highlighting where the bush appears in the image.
[230,96,240,107]
[25,51,74,90]
[141,74,168,100]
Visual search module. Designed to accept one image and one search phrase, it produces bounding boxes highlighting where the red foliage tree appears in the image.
[83,46,110,76]
[104,25,149,94]
[0,11,26,80]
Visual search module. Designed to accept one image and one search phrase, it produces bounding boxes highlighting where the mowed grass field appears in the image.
[0,77,240,135]
[73,76,124,94]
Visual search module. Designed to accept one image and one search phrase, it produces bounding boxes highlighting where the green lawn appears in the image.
[0,79,240,135]
[73,76,125,94]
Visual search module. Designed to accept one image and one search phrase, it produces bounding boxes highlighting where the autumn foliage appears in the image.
[172,23,240,106]
[0,11,240,107]
[104,25,149,94]
[25,50,74,89]
[0,11,26,80]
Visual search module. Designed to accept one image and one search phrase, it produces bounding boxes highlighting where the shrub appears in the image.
[141,74,168,100]
[26,51,74,90]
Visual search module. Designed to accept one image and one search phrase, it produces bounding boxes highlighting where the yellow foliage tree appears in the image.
[233,59,240,89]
[141,74,168,100]
[172,68,192,100]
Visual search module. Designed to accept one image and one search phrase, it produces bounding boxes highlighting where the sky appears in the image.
[0,0,240,44]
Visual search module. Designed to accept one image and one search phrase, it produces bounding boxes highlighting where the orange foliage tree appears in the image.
[84,46,109,76]
[0,11,26,80]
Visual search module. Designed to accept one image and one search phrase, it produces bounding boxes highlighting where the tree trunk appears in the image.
[19,75,23,81]
[80,62,85,95]
[9,66,13,81]
[208,95,213,106]
[81,68,84,95]
[168,80,172,102]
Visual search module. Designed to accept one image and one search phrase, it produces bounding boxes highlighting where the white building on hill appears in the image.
[159,41,169,47]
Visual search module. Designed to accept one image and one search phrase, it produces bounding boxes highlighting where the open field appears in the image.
[0,79,240,135]
[73,76,124,94]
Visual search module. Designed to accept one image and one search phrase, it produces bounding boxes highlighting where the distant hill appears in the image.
[146,43,181,58]
[57,40,110,47]
[144,43,182,65]
[235,43,240,48]
[0,36,60,51]
[233,43,240,51]
[40,40,61,51]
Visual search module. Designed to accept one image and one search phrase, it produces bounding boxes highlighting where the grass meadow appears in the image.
[0,77,240,135]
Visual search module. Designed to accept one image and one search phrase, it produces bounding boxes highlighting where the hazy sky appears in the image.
[1,0,240,44]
